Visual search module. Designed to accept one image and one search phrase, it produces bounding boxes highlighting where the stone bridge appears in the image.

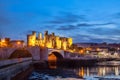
[48,48,72,59]
[0,47,47,60]
[0,47,80,61]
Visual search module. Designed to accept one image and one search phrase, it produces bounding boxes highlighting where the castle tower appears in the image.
[38,33,42,40]
[44,31,48,46]
[52,32,55,36]
[44,31,48,36]
[27,31,36,47]
[32,31,36,39]
[56,36,61,49]
[68,38,73,47]
[32,31,36,46]
[27,35,32,46]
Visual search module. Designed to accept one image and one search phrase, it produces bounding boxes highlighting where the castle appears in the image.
[27,31,72,50]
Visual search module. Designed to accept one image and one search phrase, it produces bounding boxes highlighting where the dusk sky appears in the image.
[0,0,120,43]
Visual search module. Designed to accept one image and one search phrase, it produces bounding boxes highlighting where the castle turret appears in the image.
[68,38,72,47]
[27,35,32,46]
[32,31,36,36]
[27,31,36,47]
[44,31,48,46]
[44,31,48,36]
[38,33,42,40]
[52,32,55,36]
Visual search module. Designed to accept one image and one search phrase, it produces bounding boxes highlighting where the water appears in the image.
[28,61,120,80]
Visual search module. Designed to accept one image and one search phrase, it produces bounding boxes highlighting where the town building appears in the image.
[0,38,10,47]
[10,40,25,48]
[0,38,25,48]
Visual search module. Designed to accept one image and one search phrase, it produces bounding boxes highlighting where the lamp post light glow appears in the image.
[17,41,21,45]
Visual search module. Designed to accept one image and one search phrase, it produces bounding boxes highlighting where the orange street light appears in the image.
[17,41,21,45]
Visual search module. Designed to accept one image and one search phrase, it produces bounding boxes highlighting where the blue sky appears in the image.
[0,0,120,43]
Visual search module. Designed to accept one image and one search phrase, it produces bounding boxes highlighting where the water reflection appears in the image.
[115,67,119,76]
[29,61,120,80]
[76,66,120,79]
[48,60,120,79]
[48,60,57,69]
[78,67,84,78]
[48,53,57,69]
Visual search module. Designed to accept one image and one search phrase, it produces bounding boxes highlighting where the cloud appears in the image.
[46,12,86,24]
[56,21,116,31]
[60,12,86,21]
[93,24,116,29]
[113,12,120,19]
[57,25,77,30]
[87,27,120,36]
[72,33,120,43]
[77,22,115,27]
[71,34,109,43]
[71,34,92,43]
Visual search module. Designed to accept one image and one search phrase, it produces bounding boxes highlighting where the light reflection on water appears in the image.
[48,60,57,69]
[29,61,120,80]
[75,66,120,79]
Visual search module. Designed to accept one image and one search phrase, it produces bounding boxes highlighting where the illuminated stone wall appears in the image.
[27,31,73,50]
